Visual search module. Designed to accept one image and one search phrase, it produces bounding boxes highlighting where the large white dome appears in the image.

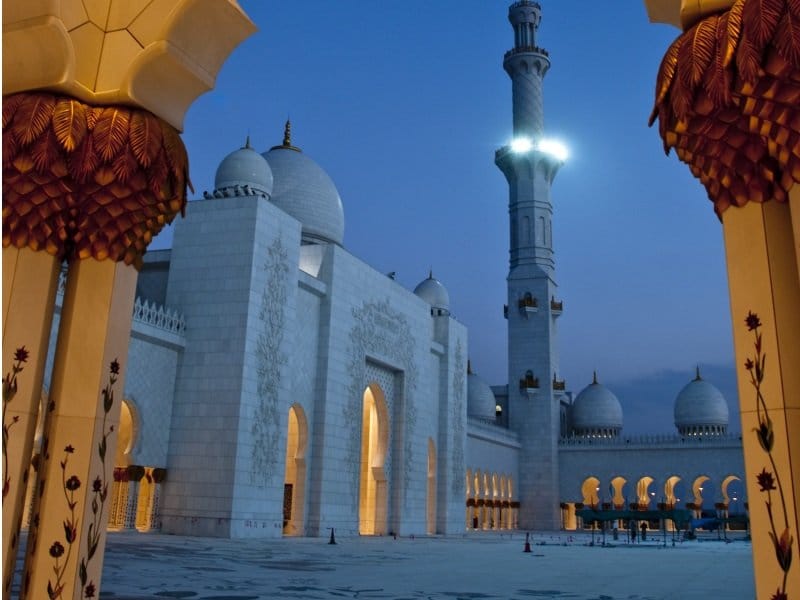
[674,369,728,436]
[262,123,344,246]
[467,366,497,420]
[413,272,450,316]
[214,139,273,197]
[570,373,623,437]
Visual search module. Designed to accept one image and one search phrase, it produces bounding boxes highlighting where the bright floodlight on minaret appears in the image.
[511,137,533,153]
[537,138,568,161]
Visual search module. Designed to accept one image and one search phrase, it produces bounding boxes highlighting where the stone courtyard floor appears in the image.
[12,530,754,599]
[85,530,754,600]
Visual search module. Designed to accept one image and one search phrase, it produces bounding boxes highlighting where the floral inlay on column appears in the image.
[2,346,29,501]
[743,312,794,599]
[78,359,118,598]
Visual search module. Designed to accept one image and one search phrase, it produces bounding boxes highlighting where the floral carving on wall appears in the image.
[450,339,466,496]
[250,237,288,486]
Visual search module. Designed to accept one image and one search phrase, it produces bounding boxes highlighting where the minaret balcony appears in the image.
[503,45,549,60]
[552,374,566,391]
[519,372,540,393]
[518,295,538,316]
[550,297,563,316]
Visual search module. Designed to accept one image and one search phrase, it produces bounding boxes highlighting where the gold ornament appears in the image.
[650,0,800,217]
[3,92,190,267]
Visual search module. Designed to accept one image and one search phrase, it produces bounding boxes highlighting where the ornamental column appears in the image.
[646,1,800,597]
[2,3,255,598]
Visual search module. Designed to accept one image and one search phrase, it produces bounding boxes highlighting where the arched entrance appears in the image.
[426,438,436,534]
[283,404,308,536]
[359,384,389,535]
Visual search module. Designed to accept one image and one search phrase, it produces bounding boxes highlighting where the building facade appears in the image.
[23,0,745,539]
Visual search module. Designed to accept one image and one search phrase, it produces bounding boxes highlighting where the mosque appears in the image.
[27,0,746,538]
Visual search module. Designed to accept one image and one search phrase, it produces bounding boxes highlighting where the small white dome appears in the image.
[214,139,273,197]
[674,369,728,435]
[467,367,497,419]
[413,272,450,316]
[263,122,344,246]
[571,373,623,437]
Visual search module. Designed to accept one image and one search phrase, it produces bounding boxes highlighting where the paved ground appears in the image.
[14,530,755,599]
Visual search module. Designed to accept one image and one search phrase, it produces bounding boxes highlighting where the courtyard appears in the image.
[47,530,755,599]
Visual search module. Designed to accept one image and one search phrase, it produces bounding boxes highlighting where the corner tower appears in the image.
[495,0,563,531]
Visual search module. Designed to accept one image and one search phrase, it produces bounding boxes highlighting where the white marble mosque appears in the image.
[24,0,745,539]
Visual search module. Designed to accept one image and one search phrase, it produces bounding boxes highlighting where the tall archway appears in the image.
[283,404,308,536]
[359,384,389,535]
[426,439,436,534]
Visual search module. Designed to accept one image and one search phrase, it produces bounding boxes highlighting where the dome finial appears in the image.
[271,118,301,152]
[429,268,433,279]
[694,365,702,381]
[283,119,292,147]
[244,134,251,149]
[593,370,598,385]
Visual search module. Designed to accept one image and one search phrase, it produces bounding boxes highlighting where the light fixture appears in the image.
[495,403,503,415]
[537,138,569,161]
[511,137,533,153]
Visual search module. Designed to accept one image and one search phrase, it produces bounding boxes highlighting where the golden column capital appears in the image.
[2,0,256,131]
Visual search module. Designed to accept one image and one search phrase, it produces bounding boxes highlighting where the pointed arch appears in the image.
[581,476,600,507]
[636,476,655,509]
[359,384,389,535]
[283,403,308,536]
[610,476,627,509]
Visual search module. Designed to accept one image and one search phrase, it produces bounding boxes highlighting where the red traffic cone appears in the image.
[523,532,531,553]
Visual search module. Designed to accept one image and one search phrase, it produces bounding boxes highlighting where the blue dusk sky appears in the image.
[153,1,740,433]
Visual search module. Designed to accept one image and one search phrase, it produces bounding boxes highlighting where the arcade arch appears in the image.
[581,476,600,507]
[636,476,655,509]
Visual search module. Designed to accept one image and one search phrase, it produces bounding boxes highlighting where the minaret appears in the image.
[495,0,564,531]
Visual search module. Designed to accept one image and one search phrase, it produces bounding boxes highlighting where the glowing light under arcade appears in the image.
[510,136,569,161]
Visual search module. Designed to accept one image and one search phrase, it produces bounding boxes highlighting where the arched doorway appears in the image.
[283,404,308,536]
[426,438,436,534]
[359,384,389,535]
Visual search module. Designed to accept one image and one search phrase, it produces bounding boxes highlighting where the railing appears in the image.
[132,298,186,335]
[504,45,549,59]
[559,433,743,447]
[519,375,539,390]
[510,1,542,10]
